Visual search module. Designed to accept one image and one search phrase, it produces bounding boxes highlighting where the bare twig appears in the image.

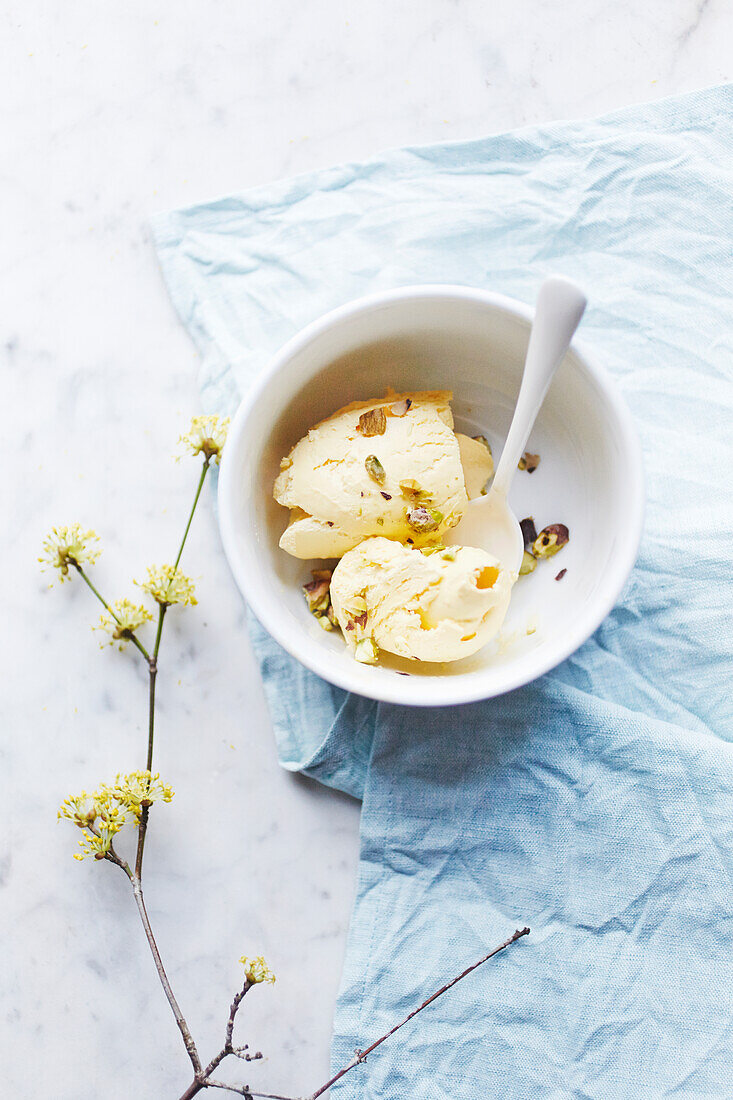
[305,926,531,1100]
[130,875,202,1075]
[225,983,252,1052]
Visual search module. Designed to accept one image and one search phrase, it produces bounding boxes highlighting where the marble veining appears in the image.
[2,1,729,1096]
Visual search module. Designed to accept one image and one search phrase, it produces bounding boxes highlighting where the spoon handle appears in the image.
[492,275,587,498]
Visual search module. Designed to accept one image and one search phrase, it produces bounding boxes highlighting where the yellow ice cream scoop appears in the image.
[329,537,512,664]
[274,391,490,559]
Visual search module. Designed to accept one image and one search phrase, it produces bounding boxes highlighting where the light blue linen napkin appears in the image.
[153,85,733,1097]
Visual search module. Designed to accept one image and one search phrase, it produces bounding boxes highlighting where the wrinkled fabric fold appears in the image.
[153,84,733,1096]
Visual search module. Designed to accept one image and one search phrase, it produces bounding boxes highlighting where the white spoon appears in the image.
[450,275,587,572]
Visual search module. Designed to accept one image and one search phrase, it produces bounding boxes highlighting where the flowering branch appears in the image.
[45,414,531,1100]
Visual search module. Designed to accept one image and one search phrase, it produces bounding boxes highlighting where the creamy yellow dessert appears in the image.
[329,537,512,664]
[274,391,492,559]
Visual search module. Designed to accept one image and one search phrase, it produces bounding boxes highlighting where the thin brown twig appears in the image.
[205,1086,290,1100]
[130,875,202,1075]
[225,982,252,1051]
[305,926,531,1100]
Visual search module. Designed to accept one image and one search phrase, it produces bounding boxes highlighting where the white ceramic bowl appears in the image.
[218,286,643,707]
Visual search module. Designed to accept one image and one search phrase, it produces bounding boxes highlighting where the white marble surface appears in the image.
[2,2,729,1096]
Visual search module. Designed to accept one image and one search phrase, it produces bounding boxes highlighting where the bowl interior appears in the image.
[219,290,641,706]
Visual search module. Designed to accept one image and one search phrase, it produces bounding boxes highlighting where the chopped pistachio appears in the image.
[376,517,384,526]
[350,596,368,612]
[406,505,441,533]
[352,610,368,630]
[441,548,457,561]
[303,577,331,613]
[357,407,387,436]
[420,544,446,556]
[399,479,428,500]
[389,397,412,417]
[519,517,538,551]
[327,604,338,626]
[303,569,335,621]
[354,637,379,664]
[519,550,537,576]
[518,452,540,473]
[365,454,386,485]
[533,523,570,559]
[317,614,334,631]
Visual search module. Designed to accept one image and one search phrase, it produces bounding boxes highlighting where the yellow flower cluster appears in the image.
[138,564,197,607]
[39,524,101,580]
[179,415,230,464]
[110,770,174,821]
[239,955,276,985]
[58,788,126,861]
[58,771,174,861]
[97,598,153,648]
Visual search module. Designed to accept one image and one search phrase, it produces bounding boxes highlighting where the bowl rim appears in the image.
[218,283,645,707]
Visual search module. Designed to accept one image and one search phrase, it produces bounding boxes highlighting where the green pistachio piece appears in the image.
[405,505,441,533]
[519,550,537,576]
[532,523,570,559]
[354,637,379,664]
[365,454,386,485]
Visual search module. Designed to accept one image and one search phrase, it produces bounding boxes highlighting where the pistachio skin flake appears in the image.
[356,407,387,436]
[389,398,412,417]
[519,517,538,550]
[406,505,442,533]
[365,454,386,485]
[519,550,537,576]
[518,452,540,473]
[533,523,570,559]
[555,568,567,581]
